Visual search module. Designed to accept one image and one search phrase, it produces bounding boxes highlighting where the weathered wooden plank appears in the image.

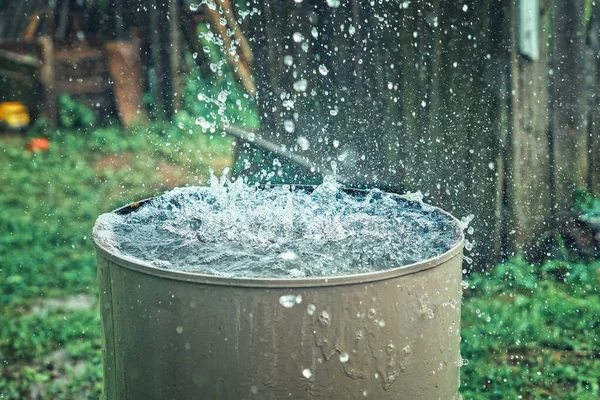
[506,0,551,253]
[244,0,504,264]
[104,39,148,127]
[0,49,40,68]
[550,0,588,215]
[590,1,600,196]
[55,76,109,94]
[37,36,57,126]
[149,0,173,120]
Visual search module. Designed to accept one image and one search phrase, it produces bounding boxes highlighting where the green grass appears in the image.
[461,257,600,399]
[0,104,599,398]
[0,119,238,398]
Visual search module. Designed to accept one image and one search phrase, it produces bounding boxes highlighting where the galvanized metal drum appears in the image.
[93,194,464,400]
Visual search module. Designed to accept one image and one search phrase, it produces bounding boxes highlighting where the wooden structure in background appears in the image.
[244,0,600,264]
[0,0,253,125]
[1,0,598,264]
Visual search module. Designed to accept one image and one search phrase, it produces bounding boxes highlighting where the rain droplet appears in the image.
[333,139,340,148]
[311,27,319,39]
[302,368,313,379]
[284,55,294,66]
[330,106,339,116]
[293,79,308,92]
[293,32,304,43]
[295,295,303,304]
[284,120,295,133]
[326,0,340,8]
[339,352,349,363]
[367,308,376,319]
[348,25,356,36]
[176,326,184,334]
[307,304,316,315]
[378,320,386,328]
[318,65,329,76]
[462,4,468,12]
[297,136,310,150]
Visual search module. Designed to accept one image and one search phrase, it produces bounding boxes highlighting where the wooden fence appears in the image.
[242,0,600,265]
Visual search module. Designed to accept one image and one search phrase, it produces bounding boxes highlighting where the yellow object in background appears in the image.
[0,102,30,129]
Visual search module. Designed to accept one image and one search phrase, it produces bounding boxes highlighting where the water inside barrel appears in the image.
[93,176,463,278]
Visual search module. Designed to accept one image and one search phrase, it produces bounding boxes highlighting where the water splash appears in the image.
[93,176,462,278]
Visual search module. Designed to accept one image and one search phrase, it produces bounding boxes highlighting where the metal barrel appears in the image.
[93,198,464,400]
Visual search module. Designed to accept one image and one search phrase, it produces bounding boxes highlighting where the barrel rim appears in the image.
[92,187,465,288]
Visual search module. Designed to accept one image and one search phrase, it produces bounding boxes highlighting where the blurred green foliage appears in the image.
[461,257,600,399]
[0,106,237,399]
[575,189,600,228]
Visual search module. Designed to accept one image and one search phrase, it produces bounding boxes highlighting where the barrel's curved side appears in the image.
[97,247,463,400]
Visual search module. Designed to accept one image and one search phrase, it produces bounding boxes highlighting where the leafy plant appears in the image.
[461,257,600,399]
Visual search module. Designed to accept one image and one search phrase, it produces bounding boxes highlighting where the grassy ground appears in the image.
[1,124,599,398]
[0,123,234,398]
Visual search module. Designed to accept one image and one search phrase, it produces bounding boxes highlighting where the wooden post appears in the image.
[505,0,552,253]
[169,0,182,113]
[149,0,173,120]
[589,2,600,195]
[37,36,57,127]
[104,38,149,127]
[550,0,588,215]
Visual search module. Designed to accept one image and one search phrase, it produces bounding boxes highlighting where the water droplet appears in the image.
[302,368,313,379]
[318,65,329,76]
[251,385,258,394]
[176,325,184,334]
[307,304,316,315]
[333,139,340,148]
[279,251,298,260]
[339,352,349,363]
[293,32,304,43]
[284,120,295,133]
[461,280,469,290]
[284,55,294,66]
[427,309,434,319]
[348,25,356,36]
[295,295,303,304]
[279,294,297,308]
[318,310,330,325]
[367,308,376,319]
[297,136,310,151]
[378,320,386,328]
[462,4,468,12]
[293,79,308,92]
[330,106,339,116]
[326,0,340,8]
